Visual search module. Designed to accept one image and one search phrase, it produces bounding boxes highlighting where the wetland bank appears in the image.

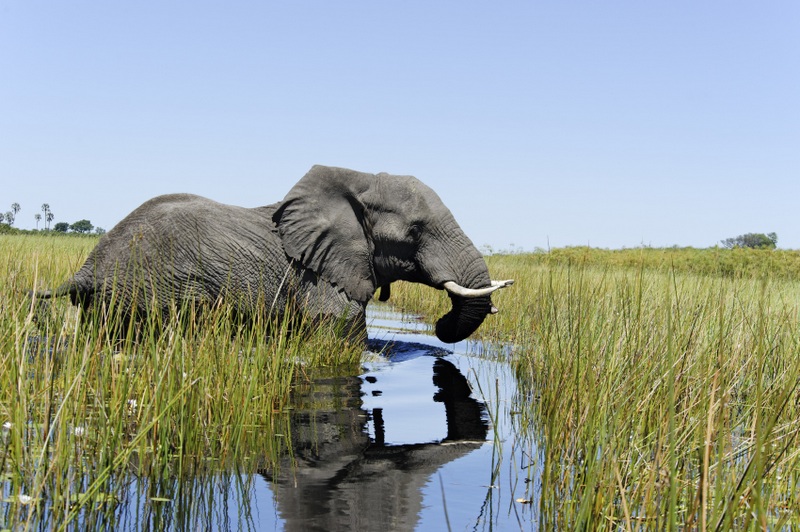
[5,235,800,529]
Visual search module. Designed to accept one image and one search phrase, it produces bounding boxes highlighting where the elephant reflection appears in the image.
[263,353,488,531]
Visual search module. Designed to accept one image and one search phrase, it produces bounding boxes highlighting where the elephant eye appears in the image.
[408,223,422,240]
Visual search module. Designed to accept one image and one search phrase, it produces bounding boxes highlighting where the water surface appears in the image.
[8,305,540,531]
[257,304,540,531]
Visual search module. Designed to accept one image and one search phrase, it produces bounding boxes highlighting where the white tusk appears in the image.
[443,279,515,298]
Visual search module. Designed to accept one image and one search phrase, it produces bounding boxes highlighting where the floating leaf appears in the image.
[4,494,38,505]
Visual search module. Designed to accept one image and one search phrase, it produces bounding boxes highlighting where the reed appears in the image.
[0,234,361,530]
[392,249,800,528]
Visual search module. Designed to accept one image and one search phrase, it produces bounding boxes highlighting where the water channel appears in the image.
[245,304,541,531]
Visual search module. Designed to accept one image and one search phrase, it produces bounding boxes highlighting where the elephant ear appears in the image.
[272,165,377,302]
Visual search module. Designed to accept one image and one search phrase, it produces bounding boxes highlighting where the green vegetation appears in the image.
[2,201,105,234]
[392,247,800,529]
[0,234,361,530]
[7,234,800,529]
[519,246,800,281]
[68,219,94,234]
[722,232,778,250]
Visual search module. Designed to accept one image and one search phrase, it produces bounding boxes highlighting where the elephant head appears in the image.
[272,165,512,343]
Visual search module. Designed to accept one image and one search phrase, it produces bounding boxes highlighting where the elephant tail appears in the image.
[29,288,54,299]
[28,275,92,306]
[29,282,73,300]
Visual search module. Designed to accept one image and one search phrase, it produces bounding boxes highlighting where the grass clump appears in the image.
[0,234,362,530]
[392,248,800,529]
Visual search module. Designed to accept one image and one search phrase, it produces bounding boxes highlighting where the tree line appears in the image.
[1,202,105,234]
[720,232,778,250]
[0,201,780,248]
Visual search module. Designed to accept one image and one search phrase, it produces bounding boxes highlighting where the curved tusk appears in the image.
[443,279,515,298]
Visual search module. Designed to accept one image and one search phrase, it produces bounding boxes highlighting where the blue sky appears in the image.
[1,2,798,250]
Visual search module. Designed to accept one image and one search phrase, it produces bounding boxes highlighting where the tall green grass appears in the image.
[0,234,361,530]
[518,245,800,281]
[392,249,800,529]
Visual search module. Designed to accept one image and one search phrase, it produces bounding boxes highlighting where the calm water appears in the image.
[251,305,541,531]
[12,305,541,531]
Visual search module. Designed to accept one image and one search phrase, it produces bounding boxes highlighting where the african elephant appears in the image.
[37,165,513,343]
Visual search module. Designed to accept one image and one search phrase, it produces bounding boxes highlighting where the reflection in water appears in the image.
[264,343,489,531]
[5,308,538,530]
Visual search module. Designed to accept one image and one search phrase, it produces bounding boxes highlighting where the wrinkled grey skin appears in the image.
[40,165,501,343]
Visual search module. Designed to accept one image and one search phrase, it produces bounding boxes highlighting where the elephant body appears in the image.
[43,166,511,343]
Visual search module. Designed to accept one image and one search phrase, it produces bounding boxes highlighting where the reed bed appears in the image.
[0,234,361,530]
[524,246,800,281]
[392,249,800,529]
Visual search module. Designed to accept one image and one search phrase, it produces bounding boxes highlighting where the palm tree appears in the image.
[41,204,52,230]
[5,203,21,227]
[34,213,41,230]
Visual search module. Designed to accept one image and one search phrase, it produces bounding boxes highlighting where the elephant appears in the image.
[36,165,513,343]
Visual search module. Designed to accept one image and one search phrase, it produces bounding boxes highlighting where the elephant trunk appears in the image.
[434,293,493,344]
[428,249,504,344]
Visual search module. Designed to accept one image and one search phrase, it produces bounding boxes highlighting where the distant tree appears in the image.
[767,232,778,246]
[53,222,69,233]
[69,219,94,234]
[41,204,53,230]
[34,213,41,230]
[721,232,778,249]
[94,227,107,235]
[4,202,21,226]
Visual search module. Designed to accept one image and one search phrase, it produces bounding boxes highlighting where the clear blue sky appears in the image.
[2,2,798,250]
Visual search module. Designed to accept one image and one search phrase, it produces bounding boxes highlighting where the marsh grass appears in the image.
[392,249,800,529]
[0,234,362,530]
